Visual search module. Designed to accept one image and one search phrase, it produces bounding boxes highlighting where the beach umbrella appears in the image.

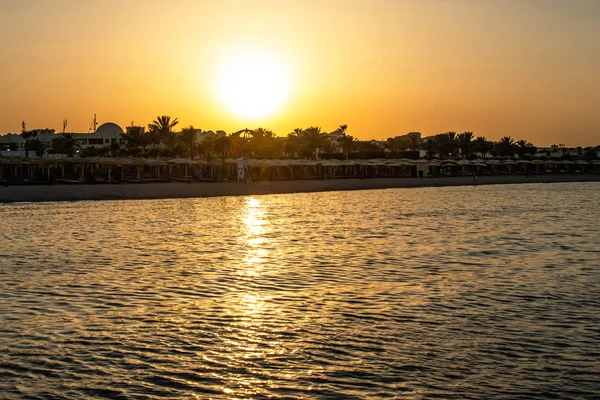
[167,158,196,165]
[517,160,532,164]
[576,160,589,165]
[560,160,574,164]
[531,159,545,164]
[148,159,168,167]
[486,159,500,165]
[457,159,471,165]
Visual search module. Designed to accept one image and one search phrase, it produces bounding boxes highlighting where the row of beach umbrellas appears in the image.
[428,158,598,167]
[1,157,600,167]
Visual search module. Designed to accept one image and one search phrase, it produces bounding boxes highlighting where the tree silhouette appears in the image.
[52,133,79,157]
[407,134,422,152]
[148,115,179,147]
[179,126,198,159]
[473,136,493,157]
[123,125,148,153]
[515,140,536,158]
[338,134,356,155]
[30,139,46,158]
[457,131,474,158]
[385,136,409,153]
[302,127,327,159]
[20,122,36,158]
[495,136,516,157]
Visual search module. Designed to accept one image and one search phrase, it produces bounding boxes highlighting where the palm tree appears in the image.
[385,136,409,153]
[213,134,231,158]
[473,136,493,157]
[52,133,79,157]
[30,139,46,158]
[407,134,422,152]
[457,131,474,158]
[20,121,36,157]
[496,136,516,157]
[446,132,458,157]
[284,129,303,157]
[302,127,327,159]
[148,115,179,147]
[337,134,356,155]
[179,126,198,159]
[250,128,279,157]
[338,124,348,135]
[434,133,450,158]
[422,138,438,159]
[147,126,160,147]
[123,125,148,152]
[515,139,536,158]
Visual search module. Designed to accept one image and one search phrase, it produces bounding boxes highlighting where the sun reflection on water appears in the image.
[222,197,277,396]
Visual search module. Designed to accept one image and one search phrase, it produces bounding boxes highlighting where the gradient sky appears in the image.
[1,0,599,146]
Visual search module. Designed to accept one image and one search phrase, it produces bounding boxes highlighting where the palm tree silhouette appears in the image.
[496,136,516,157]
[123,125,148,153]
[338,135,355,155]
[148,115,179,147]
[20,121,36,158]
[515,140,536,158]
[303,127,327,159]
[179,126,198,159]
[457,132,474,158]
[52,133,78,157]
[407,134,422,152]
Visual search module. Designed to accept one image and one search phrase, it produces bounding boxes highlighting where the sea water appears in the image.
[1,183,599,399]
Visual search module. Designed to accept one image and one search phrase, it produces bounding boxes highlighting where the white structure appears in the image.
[73,122,124,149]
[0,128,56,150]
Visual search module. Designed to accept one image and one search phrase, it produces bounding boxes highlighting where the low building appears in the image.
[0,128,56,150]
[73,122,124,149]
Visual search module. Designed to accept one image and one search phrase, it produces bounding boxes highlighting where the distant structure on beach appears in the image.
[0,121,125,157]
[74,122,124,149]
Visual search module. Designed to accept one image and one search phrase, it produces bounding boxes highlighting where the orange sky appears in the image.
[1,0,599,146]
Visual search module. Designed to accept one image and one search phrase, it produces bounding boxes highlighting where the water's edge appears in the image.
[1,174,599,203]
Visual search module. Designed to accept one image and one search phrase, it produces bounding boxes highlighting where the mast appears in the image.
[88,114,97,133]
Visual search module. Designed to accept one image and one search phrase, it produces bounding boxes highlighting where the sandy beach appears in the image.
[0,174,598,203]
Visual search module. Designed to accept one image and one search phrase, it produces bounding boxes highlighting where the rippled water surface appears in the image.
[1,183,599,399]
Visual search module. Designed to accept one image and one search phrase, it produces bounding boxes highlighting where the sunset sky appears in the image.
[1,0,598,146]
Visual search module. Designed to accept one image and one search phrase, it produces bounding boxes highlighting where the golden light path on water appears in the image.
[227,197,276,396]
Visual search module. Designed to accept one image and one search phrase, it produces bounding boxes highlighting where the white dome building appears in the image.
[95,122,124,136]
[74,122,124,149]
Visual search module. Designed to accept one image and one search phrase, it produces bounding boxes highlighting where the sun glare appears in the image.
[215,50,291,119]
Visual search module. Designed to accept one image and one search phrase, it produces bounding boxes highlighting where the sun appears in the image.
[214,50,291,119]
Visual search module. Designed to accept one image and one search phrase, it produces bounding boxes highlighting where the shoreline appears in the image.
[1,174,599,203]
